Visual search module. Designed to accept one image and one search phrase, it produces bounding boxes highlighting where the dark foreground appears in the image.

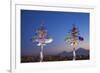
[21,55,89,63]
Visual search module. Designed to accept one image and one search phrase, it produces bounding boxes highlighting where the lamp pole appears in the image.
[65,24,84,60]
[40,45,43,62]
[32,21,53,62]
[73,47,76,60]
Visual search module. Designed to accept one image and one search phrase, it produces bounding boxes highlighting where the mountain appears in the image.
[76,48,89,56]
[58,48,89,57]
[58,51,73,57]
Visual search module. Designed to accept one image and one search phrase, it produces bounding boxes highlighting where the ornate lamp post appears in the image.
[32,22,53,62]
[65,24,84,60]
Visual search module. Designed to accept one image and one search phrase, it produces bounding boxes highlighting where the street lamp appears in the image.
[65,24,84,60]
[32,22,53,62]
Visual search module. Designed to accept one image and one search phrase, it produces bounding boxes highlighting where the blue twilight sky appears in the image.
[21,10,89,56]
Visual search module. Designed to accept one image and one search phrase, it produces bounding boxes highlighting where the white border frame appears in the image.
[11,3,96,73]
